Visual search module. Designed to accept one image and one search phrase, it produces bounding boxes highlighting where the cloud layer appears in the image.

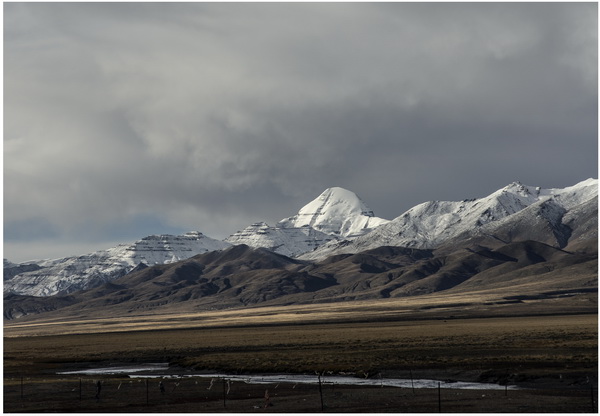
[4,3,597,262]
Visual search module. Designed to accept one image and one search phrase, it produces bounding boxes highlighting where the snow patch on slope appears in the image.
[5,179,596,296]
[4,232,231,297]
[225,222,335,258]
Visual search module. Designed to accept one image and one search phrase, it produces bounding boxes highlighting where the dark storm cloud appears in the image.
[4,3,597,262]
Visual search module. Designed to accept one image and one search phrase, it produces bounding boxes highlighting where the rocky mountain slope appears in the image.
[5,236,596,320]
[300,179,597,260]
[4,179,597,305]
[224,222,334,258]
[4,232,231,297]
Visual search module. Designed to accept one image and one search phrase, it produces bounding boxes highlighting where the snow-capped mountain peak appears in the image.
[300,178,598,260]
[277,187,389,237]
[5,179,596,299]
[225,187,389,257]
[4,231,231,297]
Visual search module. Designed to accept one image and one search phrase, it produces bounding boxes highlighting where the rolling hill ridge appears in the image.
[3,179,597,320]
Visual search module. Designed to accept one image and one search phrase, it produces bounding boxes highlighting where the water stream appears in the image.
[58,364,517,391]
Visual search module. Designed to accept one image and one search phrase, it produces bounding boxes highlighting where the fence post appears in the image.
[410,369,415,394]
[318,373,324,411]
[438,382,441,413]
[222,379,226,408]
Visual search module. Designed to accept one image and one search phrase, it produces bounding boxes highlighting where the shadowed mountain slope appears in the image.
[4,180,596,321]
[5,180,596,301]
[5,238,596,321]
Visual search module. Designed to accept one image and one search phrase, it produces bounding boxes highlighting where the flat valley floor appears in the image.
[3,297,598,413]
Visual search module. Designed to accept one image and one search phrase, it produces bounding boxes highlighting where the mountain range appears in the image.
[4,179,597,320]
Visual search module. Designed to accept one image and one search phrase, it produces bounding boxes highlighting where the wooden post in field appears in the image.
[318,373,324,411]
[437,382,441,413]
[222,379,226,408]
[410,369,415,394]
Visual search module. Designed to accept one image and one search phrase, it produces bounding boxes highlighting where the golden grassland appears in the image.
[4,287,596,337]
[4,313,597,376]
[4,291,597,375]
[4,313,598,413]
[3,293,598,413]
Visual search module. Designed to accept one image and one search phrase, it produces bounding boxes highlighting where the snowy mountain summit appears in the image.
[301,178,598,260]
[225,187,389,256]
[4,179,597,300]
[277,187,389,237]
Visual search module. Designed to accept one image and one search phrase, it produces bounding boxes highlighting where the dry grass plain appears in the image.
[4,287,596,336]
[4,293,598,412]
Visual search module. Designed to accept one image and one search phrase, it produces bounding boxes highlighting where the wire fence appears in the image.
[4,374,597,413]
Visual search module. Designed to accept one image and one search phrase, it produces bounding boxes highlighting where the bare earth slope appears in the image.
[5,179,596,303]
[5,236,596,322]
[4,179,596,326]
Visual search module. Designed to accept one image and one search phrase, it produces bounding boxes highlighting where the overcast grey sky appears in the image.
[4,2,597,262]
